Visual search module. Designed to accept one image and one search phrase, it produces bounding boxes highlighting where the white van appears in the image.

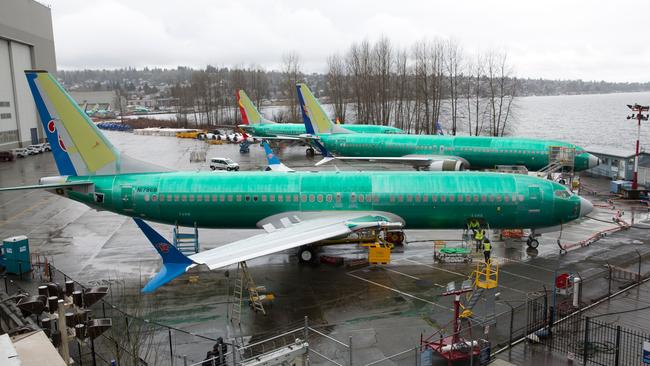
[210,157,240,171]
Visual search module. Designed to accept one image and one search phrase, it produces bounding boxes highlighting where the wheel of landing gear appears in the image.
[306,147,315,157]
[527,238,539,248]
[386,231,405,246]
[298,247,316,263]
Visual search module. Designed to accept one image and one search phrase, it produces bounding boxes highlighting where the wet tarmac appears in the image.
[1,130,650,365]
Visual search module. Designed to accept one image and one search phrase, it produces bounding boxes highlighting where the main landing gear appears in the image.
[385,230,405,246]
[298,246,316,264]
[306,147,315,157]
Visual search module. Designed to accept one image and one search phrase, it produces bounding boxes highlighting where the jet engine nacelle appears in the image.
[426,160,465,171]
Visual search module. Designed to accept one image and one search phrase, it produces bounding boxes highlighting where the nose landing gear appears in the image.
[526,230,540,248]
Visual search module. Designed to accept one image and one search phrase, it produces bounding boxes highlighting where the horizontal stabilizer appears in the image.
[133,218,195,293]
[0,181,93,192]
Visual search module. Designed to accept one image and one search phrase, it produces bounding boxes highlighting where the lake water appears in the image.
[514,92,650,154]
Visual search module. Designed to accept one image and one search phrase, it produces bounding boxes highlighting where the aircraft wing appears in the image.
[257,135,304,141]
[135,212,403,292]
[316,155,469,171]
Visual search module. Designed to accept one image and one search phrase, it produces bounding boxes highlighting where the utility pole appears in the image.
[626,104,649,190]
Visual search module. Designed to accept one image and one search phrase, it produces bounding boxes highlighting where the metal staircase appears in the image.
[465,288,485,310]
[172,223,199,254]
[537,146,576,179]
[230,262,266,327]
[460,260,499,323]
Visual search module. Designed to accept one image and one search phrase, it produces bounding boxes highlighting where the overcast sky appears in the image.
[50,0,650,82]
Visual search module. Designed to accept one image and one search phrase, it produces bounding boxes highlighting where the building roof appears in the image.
[588,147,650,159]
[1,331,66,366]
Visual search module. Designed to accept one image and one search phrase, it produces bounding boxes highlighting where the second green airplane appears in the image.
[296,83,600,172]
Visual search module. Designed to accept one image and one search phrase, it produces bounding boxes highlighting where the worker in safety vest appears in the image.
[474,229,485,252]
[483,238,492,263]
[468,218,480,232]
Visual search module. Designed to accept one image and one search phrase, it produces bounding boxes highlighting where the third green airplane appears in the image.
[236,89,404,144]
[0,71,592,292]
[296,83,600,172]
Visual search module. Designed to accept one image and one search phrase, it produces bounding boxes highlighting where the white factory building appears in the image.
[0,0,56,149]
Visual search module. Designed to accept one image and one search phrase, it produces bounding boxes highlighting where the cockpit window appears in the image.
[554,190,572,199]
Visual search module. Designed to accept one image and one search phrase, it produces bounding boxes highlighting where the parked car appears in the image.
[210,157,240,171]
[43,142,51,151]
[0,151,15,162]
[11,148,28,158]
[27,143,48,154]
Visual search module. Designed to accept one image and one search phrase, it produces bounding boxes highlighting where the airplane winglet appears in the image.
[262,141,294,172]
[133,218,194,293]
[315,156,336,166]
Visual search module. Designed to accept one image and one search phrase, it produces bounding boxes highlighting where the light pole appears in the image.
[626,104,649,190]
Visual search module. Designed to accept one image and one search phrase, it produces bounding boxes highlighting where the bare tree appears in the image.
[281,52,302,123]
[464,53,485,136]
[326,53,348,122]
[485,51,518,136]
[247,65,269,110]
[373,37,393,125]
[445,39,463,135]
[393,48,414,132]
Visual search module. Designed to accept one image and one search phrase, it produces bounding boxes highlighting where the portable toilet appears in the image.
[2,236,31,275]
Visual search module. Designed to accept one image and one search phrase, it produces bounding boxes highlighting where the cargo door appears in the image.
[121,185,134,211]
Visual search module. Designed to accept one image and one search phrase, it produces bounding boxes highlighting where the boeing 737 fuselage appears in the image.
[58,171,587,230]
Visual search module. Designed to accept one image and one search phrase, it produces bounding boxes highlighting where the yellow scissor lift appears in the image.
[459,260,499,322]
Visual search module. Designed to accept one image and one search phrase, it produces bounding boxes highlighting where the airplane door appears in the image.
[121,185,134,211]
[528,186,541,214]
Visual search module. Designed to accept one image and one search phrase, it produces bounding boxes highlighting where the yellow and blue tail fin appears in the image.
[25,70,167,176]
[296,83,352,135]
[236,89,271,125]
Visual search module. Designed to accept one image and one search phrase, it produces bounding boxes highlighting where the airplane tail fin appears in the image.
[296,83,352,135]
[25,71,167,176]
[133,218,195,293]
[262,141,294,172]
[236,89,270,125]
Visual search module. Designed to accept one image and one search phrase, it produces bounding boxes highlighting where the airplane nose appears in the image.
[579,197,593,217]
[587,154,600,168]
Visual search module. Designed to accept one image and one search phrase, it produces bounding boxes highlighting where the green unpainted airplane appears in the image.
[0,71,593,292]
[295,83,601,172]
[236,89,404,150]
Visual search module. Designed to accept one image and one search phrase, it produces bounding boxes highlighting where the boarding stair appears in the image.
[230,261,267,327]
[465,288,485,310]
[172,224,199,255]
[537,146,576,181]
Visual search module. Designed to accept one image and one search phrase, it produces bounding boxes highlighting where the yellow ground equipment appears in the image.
[206,139,225,145]
[362,242,393,264]
[474,260,499,289]
[459,260,499,319]
[176,130,204,139]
